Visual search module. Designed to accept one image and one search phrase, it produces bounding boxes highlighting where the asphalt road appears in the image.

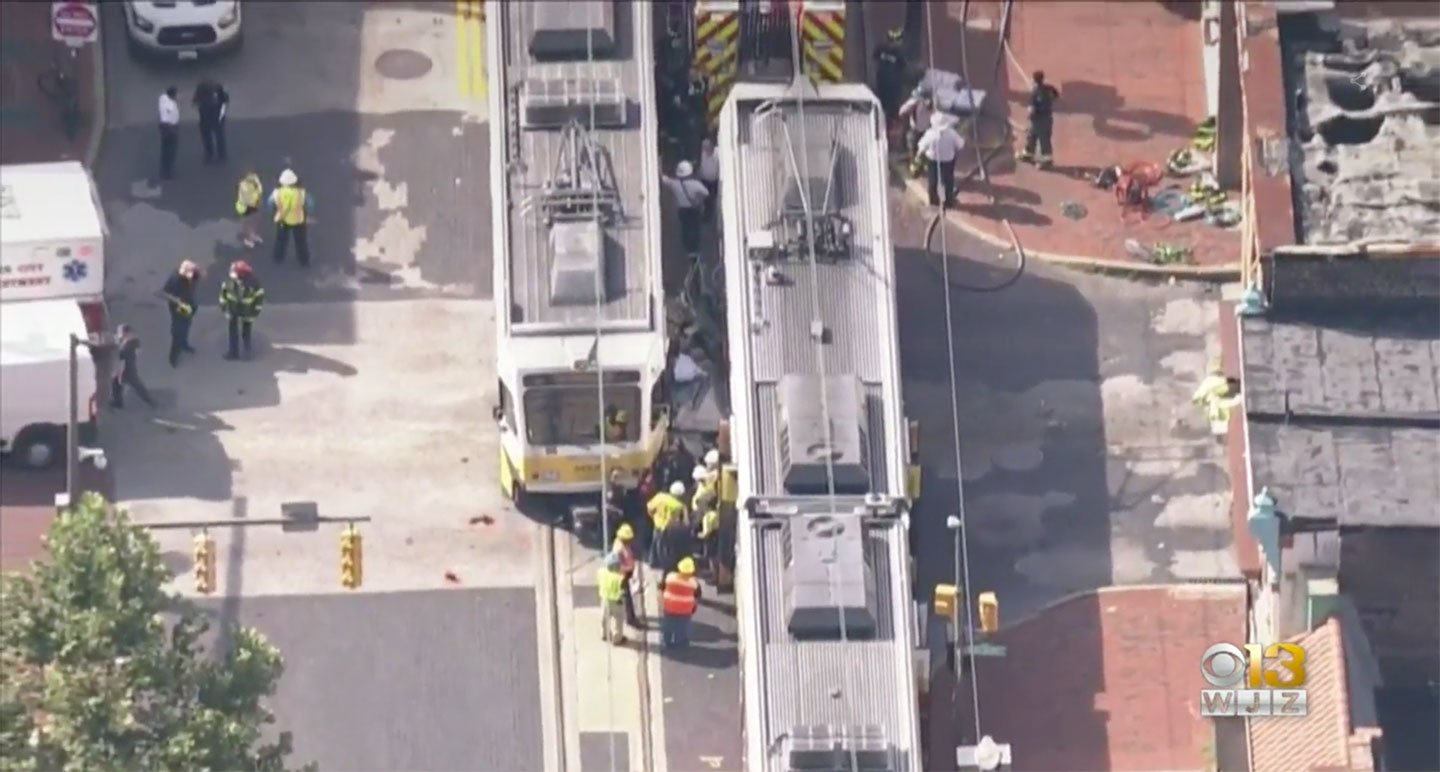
[88,3,545,769]
[890,192,1238,627]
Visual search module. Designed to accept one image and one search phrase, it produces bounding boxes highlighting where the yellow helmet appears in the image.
[616,523,635,541]
[678,557,696,575]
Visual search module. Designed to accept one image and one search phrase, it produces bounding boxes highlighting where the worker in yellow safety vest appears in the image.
[234,169,264,248]
[610,523,640,627]
[690,464,716,513]
[597,553,628,644]
[266,168,314,267]
[647,481,687,569]
[659,557,701,649]
[1192,362,1241,436]
[697,508,721,581]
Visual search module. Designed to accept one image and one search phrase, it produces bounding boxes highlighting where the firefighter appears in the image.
[646,481,688,569]
[1019,70,1061,169]
[660,557,701,649]
[611,522,641,627]
[597,554,628,644]
[219,260,265,360]
[873,28,908,125]
[160,259,201,367]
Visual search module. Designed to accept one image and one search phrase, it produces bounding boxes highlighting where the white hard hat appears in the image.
[704,449,720,467]
[669,481,686,497]
[278,169,298,186]
[692,465,708,482]
[675,161,694,178]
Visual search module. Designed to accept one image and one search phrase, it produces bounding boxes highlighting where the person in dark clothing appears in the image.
[660,437,696,491]
[110,325,157,410]
[657,514,695,577]
[1020,70,1061,168]
[192,80,230,164]
[161,260,202,367]
[219,260,265,360]
[873,28,907,124]
[686,67,709,138]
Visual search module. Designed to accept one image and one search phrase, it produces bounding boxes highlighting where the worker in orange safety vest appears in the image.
[660,557,701,649]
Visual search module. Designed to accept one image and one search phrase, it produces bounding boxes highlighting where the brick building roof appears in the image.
[957,584,1247,771]
[1249,617,1382,772]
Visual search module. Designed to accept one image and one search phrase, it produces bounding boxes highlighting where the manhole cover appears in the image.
[375,49,433,80]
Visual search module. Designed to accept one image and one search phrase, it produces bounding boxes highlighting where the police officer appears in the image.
[873,28,908,124]
[160,259,201,367]
[267,169,314,266]
[219,260,265,360]
[191,79,230,164]
[1019,70,1061,169]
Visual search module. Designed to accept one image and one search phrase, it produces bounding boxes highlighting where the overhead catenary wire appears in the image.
[779,10,861,772]
[921,0,1023,746]
[922,0,1026,293]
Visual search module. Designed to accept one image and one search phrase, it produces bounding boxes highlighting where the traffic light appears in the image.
[193,531,216,595]
[340,525,363,589]
[933,583,959,623]
[978,591,999,633]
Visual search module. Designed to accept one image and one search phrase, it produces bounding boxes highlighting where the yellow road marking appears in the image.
[455,0,486,100]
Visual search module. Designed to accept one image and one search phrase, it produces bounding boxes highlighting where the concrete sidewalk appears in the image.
[873,0,1242,278]
[0,1,105,166]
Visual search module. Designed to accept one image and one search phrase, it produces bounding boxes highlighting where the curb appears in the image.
[894,166,1242,283]
[83,23,105,167]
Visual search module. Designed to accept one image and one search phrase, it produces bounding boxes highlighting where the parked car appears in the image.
[124,0,243,60]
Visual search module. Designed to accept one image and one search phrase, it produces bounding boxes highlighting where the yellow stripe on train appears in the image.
[800,11,845,83]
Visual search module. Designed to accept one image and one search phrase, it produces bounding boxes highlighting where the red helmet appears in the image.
[231,260,253,277]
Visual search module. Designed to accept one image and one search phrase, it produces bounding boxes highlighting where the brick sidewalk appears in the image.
[0,1,97,165]
[875,1,1242,273]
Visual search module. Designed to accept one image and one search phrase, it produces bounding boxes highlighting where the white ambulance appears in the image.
[0,162,107,469]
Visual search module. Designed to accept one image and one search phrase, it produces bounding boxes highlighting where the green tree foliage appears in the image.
[0,493,311,772]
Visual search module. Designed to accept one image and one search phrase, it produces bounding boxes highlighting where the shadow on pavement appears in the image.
[892,196,1110,623]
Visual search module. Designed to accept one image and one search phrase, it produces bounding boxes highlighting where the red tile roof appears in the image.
[957,584,1248,771]
[1249,617,1382,771]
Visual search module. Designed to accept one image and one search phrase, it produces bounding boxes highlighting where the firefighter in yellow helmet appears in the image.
[660,556,701,649]
[610,522,640,627]
[647,481,687,569]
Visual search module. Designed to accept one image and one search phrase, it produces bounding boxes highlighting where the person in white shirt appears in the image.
[157,86,180,180]
[898,86,935,170]
[697,138,720,221]
[661,161,710,257]
[917,111,965,208]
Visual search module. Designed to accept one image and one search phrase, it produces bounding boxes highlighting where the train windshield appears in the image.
[521,370,643,447]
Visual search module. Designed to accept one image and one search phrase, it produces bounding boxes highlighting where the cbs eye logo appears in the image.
[1201,643,1308,689]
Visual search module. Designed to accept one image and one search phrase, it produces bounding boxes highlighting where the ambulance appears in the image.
[0,162,107,469]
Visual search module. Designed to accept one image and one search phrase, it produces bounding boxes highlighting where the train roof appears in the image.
[490,0,663,337]
[718,80,923,772]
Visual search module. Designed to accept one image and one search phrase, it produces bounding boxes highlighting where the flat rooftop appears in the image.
[1280,9,1440,246]
[1242,303,1440,528]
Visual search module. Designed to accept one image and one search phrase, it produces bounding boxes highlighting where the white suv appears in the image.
[124,0,243,60]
